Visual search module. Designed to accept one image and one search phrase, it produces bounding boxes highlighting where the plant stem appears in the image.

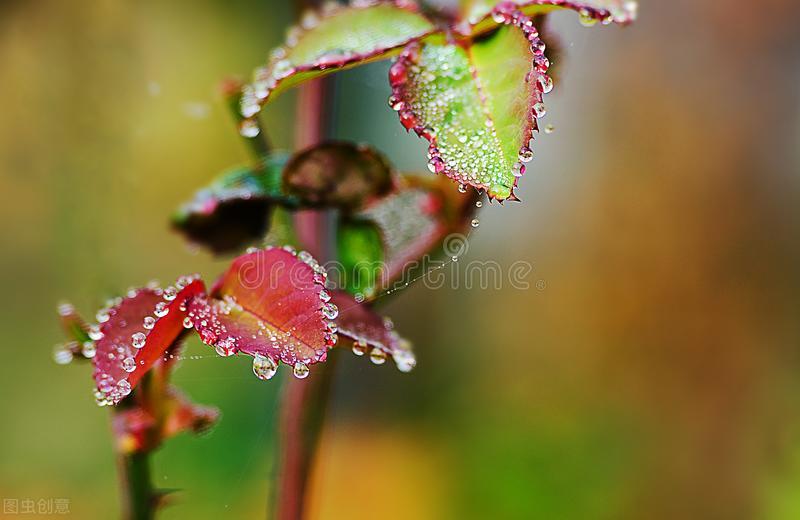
[117,439,156,520]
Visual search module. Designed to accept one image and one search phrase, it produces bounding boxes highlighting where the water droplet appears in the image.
[518,147,534,163]
[458,184,467,194]
[252,353,277,380]
[354,293,365,303]
[122,357,137,373]
[88,325,104,341]
[544,124,555,134]
[352,340,367,356]
[163,286,177,301]
[579,10,598,27]
[131,332,146,349]
[476,200,483,208]
[117,379,132,397]
[393,349,416,373]
[215,337,237,357]
[154,302,169,318]
[96,309,110,323]
[471,218,480,228]
[369,348,387,365]
[239,119,260,138]
[321,303,338,320]
[293,362,310,379]
[53,346,73,365]
[183,317,193,329]
[533,102,547,118]
[319,289,331,303]
[143,316,156,330]
[81,341,96,358]
[512,162,526,177]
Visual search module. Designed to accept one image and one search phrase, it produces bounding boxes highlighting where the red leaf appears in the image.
[331,291,416,372]
[93,277,205,405]
[188,247,335,379]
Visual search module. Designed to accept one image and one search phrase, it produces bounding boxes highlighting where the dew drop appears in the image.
[122,357,136,373]
[154,302,169,318]
[117,379,132,397]
[458,184,467,194]
[96,309,110,323]
[252,353,278,380]
[544,124,556,134]
[53,346,73,365]
[293,362,310,379]
[369,348,387,365]
[81,341,96,358]
[533,103,547,118]
[239,119,260,138]
[321,303,339,320]
[393,349,417,373]
[183,317,194,329]
[163,286,177,301]
[143,316,156,330]
[512,162,526,177]
[215,337,237,357]
[88,325,104,341]
[319,289,331,303]
[131,332,146,349]
[352,340,368,356]
[476,200,483,208]
[471,218,480,228]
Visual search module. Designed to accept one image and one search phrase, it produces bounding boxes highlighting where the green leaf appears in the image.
[239,1,436,120]
[336,219,385,298]
[391,17,548,200]
[282,141,394,209]
[172,153,296,255]
[459,0,637,35]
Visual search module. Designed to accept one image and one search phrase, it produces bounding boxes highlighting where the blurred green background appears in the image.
[2,0,800,518]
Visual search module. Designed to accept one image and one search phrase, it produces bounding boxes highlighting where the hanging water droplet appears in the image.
[81,341,96,358]
[215,337,237,357]
[183,317,193,329]
[319,289,331,303]
[143,316,156,330]
[352,340,367,356]
[293,362,310,379]
[369,348,387,365]
[321,303,338,320]
[533,103,547,118]
[579,10,598,27]
[131,332,146,349]
[544,124,556,134]
[458,184,467,194]
[53,345,73,365]
[96,309,110,323]
[354,293,365,303]
[512,162,526,177]
[122,357,137,373]
[393,349,416,373]
[471,218,480,228]
[476,200,483,208]
[252,353,278,380]
[239,119,260,138]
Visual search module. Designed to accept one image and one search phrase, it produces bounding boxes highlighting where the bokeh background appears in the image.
[2,0,800,518]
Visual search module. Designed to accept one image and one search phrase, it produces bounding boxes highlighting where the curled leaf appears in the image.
[331,291,415,372]
[460,0,638,35]
[188,247,335,379]
[172,154,293,255]
[282,142,394,209]
[239,0,436,120]
[390,10,548,200]
[93,277,205,405]
[346,174,479,295]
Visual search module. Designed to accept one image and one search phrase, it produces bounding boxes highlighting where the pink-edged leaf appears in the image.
[188,247,335,379]
[93,277,205,405]
[330,291,416,372]
[113,386,219,454]
[390,9,549,200]
[239,0,436,125]
[282,141,394,209]
[459,0,637,35]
